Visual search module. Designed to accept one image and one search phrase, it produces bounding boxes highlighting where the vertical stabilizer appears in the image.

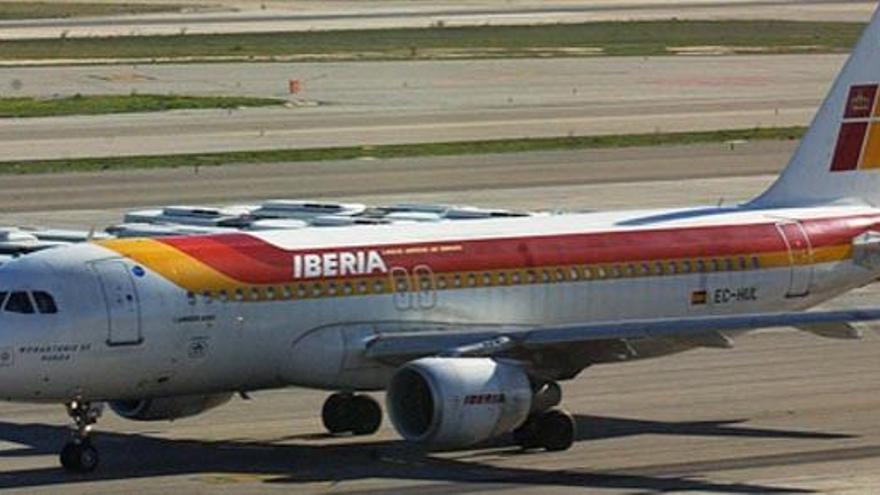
[751,3,880,208]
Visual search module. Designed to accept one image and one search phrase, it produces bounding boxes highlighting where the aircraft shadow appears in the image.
[0,415,836,494]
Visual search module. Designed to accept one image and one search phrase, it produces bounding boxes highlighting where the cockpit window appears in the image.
[5,291,34,314]
[32,291,58,314]
[0,292,6,308]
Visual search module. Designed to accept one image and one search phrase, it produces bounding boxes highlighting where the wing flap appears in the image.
[364,308,880,360]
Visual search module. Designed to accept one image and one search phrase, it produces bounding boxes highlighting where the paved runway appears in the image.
[0,55,841,160]
[0,0,873,39]
[0,139,794,225]
[2,139,880,493]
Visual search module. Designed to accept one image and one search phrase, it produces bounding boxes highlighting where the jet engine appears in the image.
[109,393,233,421]
[386,357,532,449]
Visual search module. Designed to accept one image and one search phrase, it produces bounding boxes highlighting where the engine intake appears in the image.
[386,357,532,449]
[109,393,232,421]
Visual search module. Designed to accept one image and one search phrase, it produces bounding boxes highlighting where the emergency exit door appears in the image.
[92,260,142,346]
[775,221,814,298]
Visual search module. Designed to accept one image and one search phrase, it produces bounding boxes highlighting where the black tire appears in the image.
[321,393,353,434]
[60,441,99,473]
[538,409,575,452]
[350,395,382,436]
[512,416,542,450]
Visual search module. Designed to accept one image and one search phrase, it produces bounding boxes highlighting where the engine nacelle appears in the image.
[386,357,532,449]
[109,393,232,421]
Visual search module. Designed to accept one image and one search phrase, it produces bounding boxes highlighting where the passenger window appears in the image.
[5,291,35,314]
[32,291,58,314]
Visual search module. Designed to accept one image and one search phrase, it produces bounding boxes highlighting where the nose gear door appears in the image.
[91,260,143,346]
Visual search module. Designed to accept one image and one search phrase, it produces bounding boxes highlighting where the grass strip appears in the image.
[0,94,285,118]
[0,20,863,61]
[0,126,806,175]
[0,2,187,20]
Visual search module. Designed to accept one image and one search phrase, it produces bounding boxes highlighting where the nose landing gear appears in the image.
[60,400,103,473]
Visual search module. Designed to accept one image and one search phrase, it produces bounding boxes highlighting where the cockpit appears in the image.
[0,290,58,314]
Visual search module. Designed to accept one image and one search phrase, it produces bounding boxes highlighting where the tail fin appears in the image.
[751,3,880,208]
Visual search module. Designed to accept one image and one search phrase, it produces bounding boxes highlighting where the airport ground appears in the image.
[2,140,880,494]
[0,0,874,39]
[0,55,842,160]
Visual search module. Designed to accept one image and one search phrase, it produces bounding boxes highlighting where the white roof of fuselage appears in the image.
[249,205,878,251]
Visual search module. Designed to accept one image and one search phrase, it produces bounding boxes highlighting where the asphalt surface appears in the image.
[2,139,880,493]
[0,139,793,225]
[0,0,873,39]
[0,55,840,160]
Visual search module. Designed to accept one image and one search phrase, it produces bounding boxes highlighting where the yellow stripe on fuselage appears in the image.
[97,238,241,293]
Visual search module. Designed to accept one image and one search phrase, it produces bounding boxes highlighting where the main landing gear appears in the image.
[321,392,382,436]
[513,381,576,452]
[60,400,103,473]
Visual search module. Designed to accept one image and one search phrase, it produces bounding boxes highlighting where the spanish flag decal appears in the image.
[690,290,708,305]
[830,84,880,172]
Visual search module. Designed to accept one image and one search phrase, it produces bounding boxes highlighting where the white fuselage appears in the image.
[0,204,877,403]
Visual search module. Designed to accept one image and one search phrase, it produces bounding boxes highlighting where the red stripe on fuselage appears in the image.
[156,214,880,284]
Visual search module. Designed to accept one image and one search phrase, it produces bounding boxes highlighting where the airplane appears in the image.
[6,5,880,475]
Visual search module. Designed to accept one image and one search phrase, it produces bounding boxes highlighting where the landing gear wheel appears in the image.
[321,392,353,434]
[512,415,541,449]
[60,440,99,473]
[321,393,383,436]
[538,409,575,451]
[59,400,103,473]
[513,409,575,452]
[350,395,382,435]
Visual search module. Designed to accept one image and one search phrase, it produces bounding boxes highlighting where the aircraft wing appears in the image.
[364,307,880,362]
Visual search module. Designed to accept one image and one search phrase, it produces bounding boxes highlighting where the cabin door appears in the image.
[92,260,143,346]
[775,221,814,298]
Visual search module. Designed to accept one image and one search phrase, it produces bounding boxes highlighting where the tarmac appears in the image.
[0,0,874,39]
[0,55,841,160]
